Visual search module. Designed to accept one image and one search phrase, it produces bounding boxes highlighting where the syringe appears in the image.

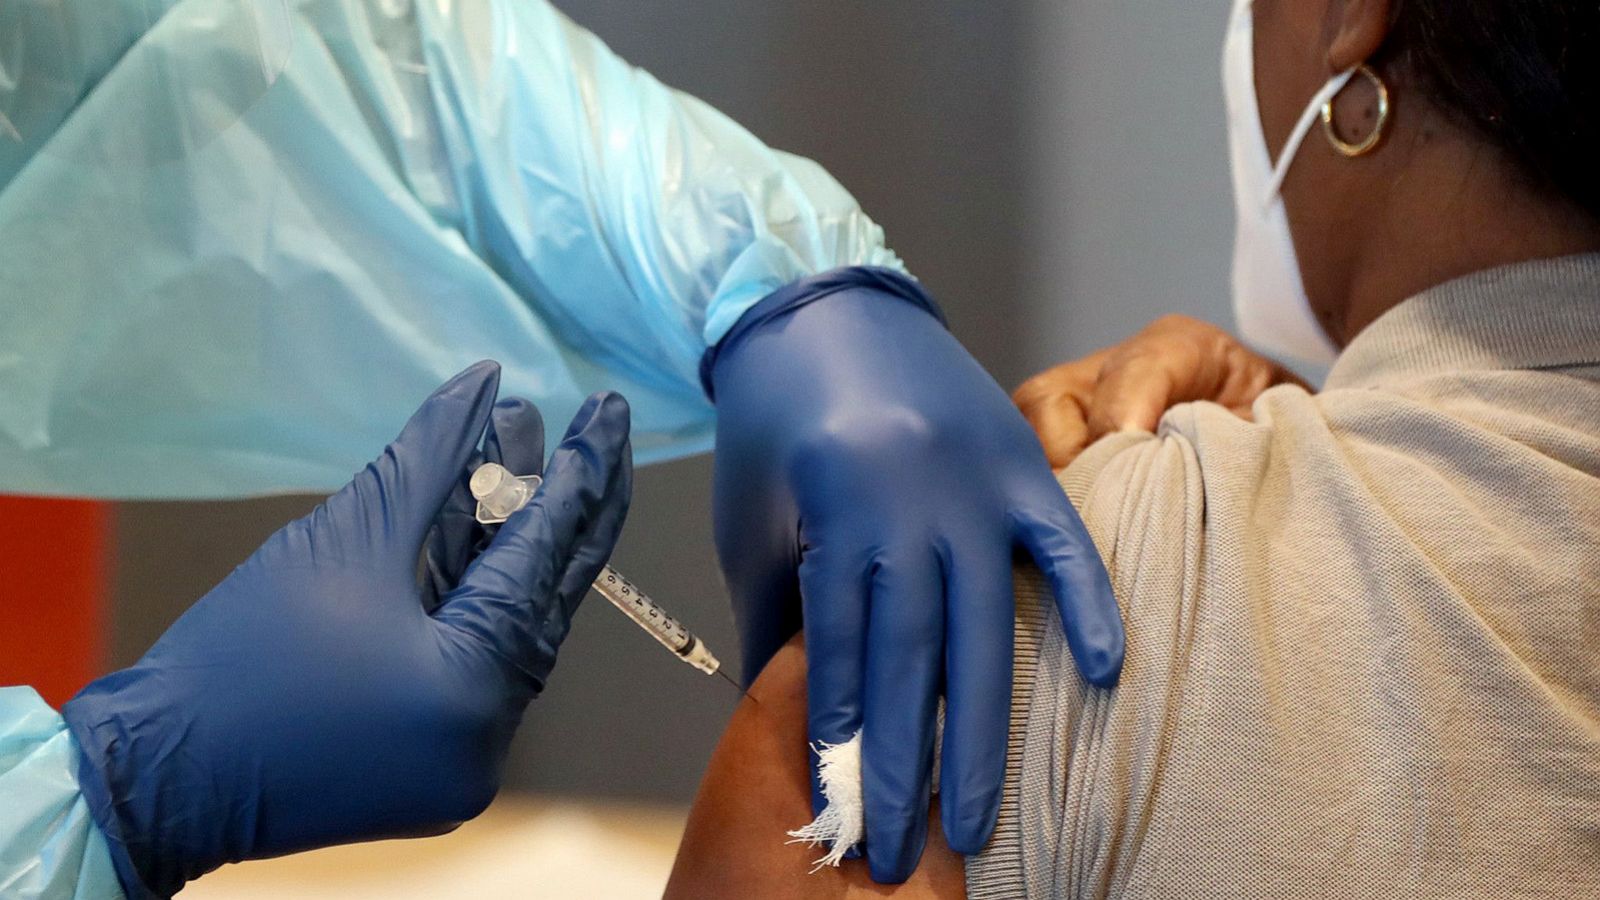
[469,462,741,690]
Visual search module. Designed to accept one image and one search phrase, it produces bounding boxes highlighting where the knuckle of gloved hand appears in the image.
[426,679,500,737]
[440,767,502,824]
[493,519,560,587]
[793,407,939,476]
[411,724,505,824]
[425,701,520,820]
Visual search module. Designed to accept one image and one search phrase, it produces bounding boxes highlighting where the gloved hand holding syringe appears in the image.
[470,462,743,691]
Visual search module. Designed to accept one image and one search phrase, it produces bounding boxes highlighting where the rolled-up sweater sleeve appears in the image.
[972,355,1600,898]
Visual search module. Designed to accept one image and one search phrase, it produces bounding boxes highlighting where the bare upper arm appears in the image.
[665,636,967,899]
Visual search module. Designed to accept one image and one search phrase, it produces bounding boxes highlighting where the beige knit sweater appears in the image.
[968,255,1600,899]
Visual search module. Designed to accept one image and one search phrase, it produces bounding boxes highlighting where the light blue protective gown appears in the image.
[0,690,121,899]
[0,1,901,894]
[0,0,901,497]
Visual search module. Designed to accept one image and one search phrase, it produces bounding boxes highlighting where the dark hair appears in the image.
[1382,1,1600,219]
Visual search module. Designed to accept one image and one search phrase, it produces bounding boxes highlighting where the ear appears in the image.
[1326,0,1392,71]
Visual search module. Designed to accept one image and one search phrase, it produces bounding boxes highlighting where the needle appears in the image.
[714,666,757,704]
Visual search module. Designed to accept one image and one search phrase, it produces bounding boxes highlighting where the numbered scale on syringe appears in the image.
[595,567,692,652]
[470,462,728,680]
[589,565,722,676]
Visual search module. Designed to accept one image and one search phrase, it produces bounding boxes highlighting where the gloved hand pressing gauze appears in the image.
[788,705,946,871]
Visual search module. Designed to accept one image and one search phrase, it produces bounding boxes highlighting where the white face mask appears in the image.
[1222,0,1354,365]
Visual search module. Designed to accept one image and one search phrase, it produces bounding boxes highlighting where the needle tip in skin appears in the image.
[716,666,756,704]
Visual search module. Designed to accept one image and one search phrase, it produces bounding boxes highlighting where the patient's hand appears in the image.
[1013,314,1307,467]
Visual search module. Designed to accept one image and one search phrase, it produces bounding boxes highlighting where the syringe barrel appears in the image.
[593,566,692,653]
[591,566,720,674]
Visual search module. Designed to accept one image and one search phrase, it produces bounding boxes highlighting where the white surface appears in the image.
[179,797,686,900]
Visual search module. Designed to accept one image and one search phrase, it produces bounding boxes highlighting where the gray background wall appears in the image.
[110,0,1238,806]
[1021,0,1235,365]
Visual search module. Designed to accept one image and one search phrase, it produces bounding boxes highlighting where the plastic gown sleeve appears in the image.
[0,688,123,900]
[0,0,902,498]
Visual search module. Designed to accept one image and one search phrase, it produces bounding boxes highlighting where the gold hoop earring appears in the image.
[1321,64,1390,157]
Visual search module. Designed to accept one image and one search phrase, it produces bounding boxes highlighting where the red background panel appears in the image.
[0,497,112,708]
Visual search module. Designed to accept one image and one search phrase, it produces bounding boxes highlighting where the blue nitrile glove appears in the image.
[705,268,1124,883]
[60,362,632,900]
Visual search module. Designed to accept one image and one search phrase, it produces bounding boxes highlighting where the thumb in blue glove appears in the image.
[62,362,632,899]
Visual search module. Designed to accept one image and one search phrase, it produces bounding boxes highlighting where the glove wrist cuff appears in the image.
[62,693,171,900]
[699,266,946,401]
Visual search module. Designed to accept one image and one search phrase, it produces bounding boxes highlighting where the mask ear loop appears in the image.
[1264,68,1358,204]
[1322,64,1390,157]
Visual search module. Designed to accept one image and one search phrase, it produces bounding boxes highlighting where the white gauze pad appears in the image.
[786,733,864,870]
[786,705,944,872]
